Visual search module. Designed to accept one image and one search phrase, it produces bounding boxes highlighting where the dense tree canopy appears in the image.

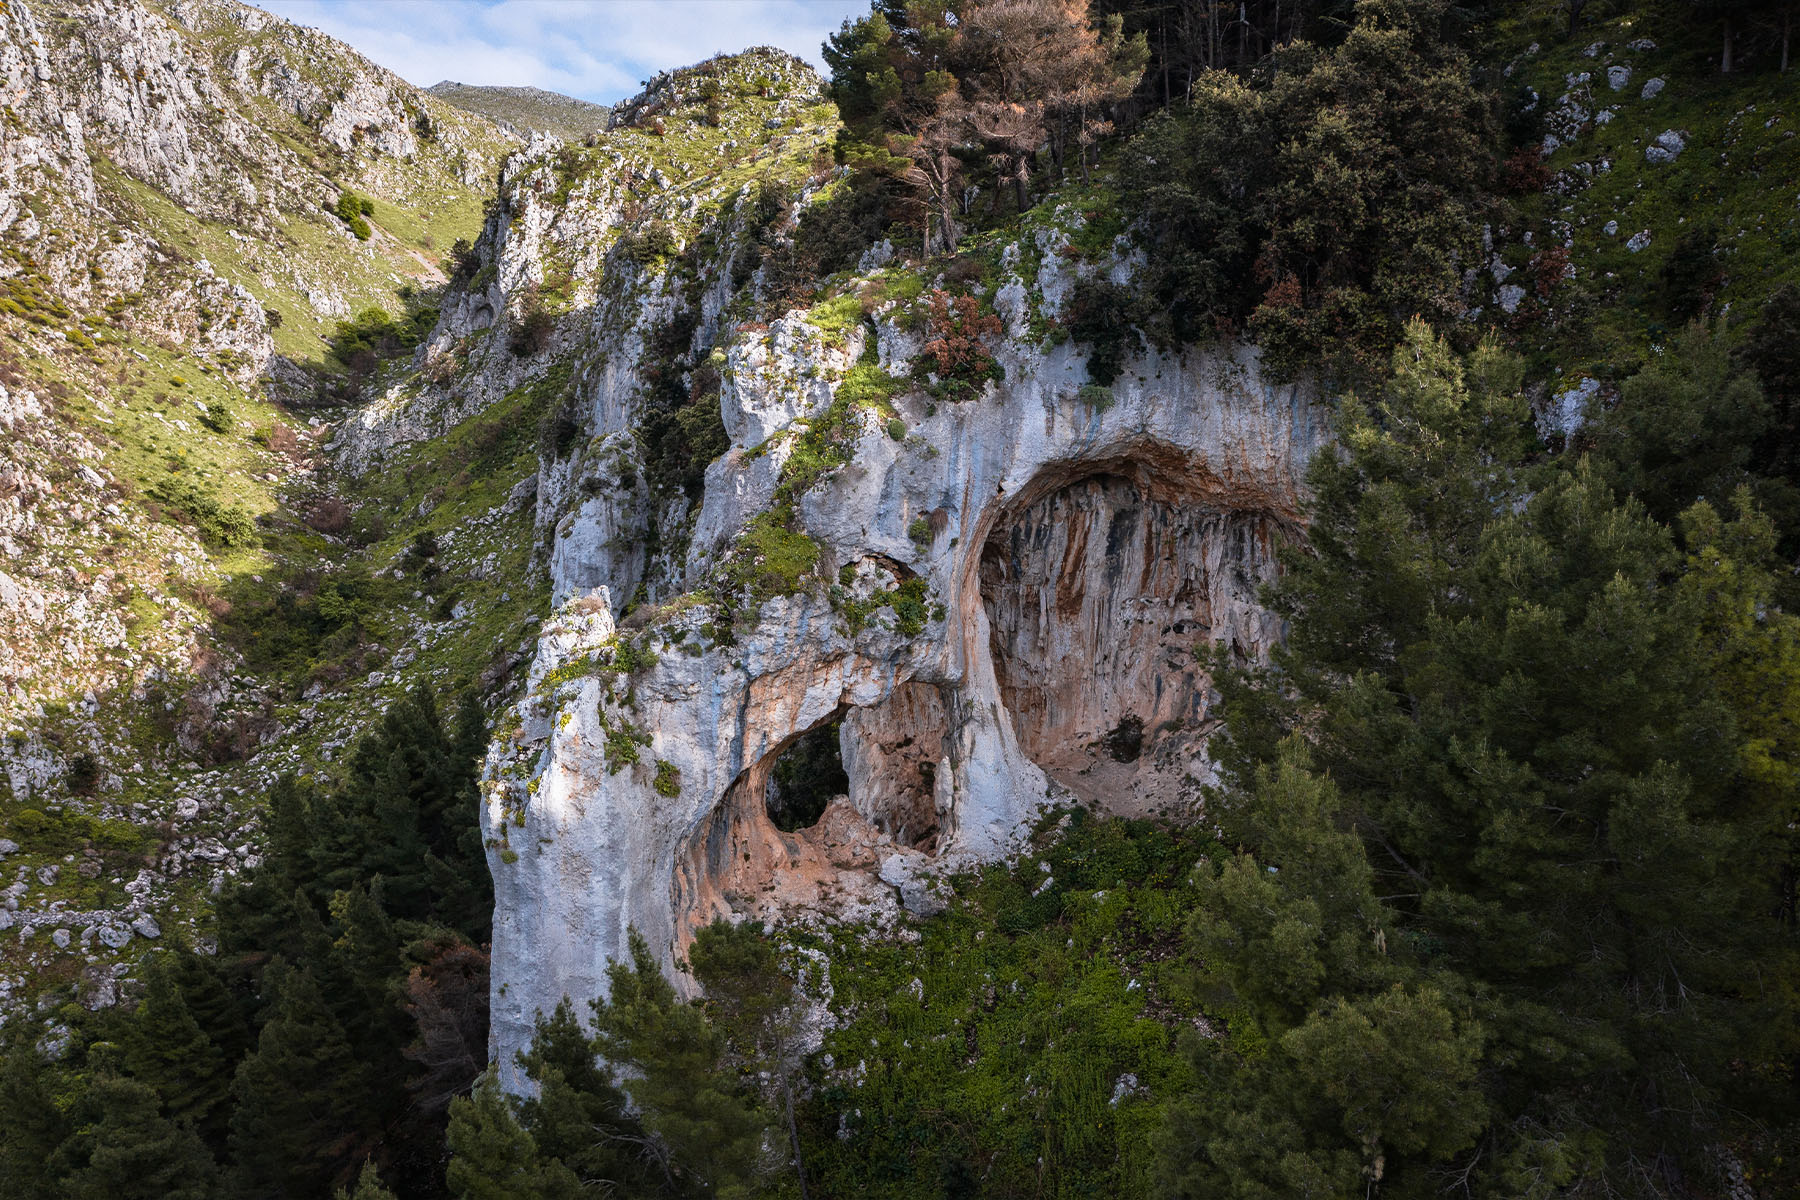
[1,687,492,1200]
[1163,322,1800,1198]
[1119,0,1495,378]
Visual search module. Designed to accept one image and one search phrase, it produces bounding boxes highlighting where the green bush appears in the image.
[7,804,146,857]
[326,304,436,376]
[603,722,650,774]
[331,190,376,240]
[727,506,821,601]
[1064,279,1143,387]
[798,813,1204,1197]
[147,476,256,547]
[1119,2,1493,380]
[617,222,678,266]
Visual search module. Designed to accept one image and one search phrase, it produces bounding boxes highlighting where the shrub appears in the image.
[653,760,682,798]
[727,506,821,601]
[304,496,352,535]
[1077,383,1114,410]
[510,292,555,357]
[537,394,583,460]
[617,222,678,266]
[915,290,1003,401]
[331,190,376,239]
[612,636,659,676]
[199,401,232,433]
[603,722,650,774]
[147,476,257,547]
[886,417,907,440]
[1064,278,1143,387]
[66,753,100,796]
[449,237,481,281]
[327,304,436,385]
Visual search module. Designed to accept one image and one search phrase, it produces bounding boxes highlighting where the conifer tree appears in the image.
[329,880,406,1055]
[335,1160,401,1200]
[688,919,813,1198]
[445,1074,582,1200]
[511,999,657,1192]
[590,931,767,1198]
[1165,321,1800,1197]
[164,947,252,1070]
[120,952,229,1141]
[1588,321,1771,526]
[53,1073,219,1200]
[229,960,372,1197]
[0,1036,68,1197]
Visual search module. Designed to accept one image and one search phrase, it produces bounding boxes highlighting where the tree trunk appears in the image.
[782,1078,810,1200]
[1565,0,1585,39]
[1160,14,1171,106]
[1783,11,1792,72]
[1723,16,1735,74]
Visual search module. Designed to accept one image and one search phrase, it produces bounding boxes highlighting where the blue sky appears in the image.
[253,0,871,104]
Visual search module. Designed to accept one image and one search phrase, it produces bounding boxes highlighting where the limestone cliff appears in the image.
[1,3,1322,1038]
[367,56,1332,1075]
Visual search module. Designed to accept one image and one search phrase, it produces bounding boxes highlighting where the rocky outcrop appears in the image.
[482,299,1322,1079]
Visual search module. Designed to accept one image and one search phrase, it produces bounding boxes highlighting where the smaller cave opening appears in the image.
[764,720,848,831]
[841,682,947,853]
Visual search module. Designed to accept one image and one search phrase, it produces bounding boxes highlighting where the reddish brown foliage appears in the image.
[1532,245,1571,299]
[919,290,1004,389]
[1261,274,1303,310]
[304,496,352,535]
[1501,146,1550,195]
[404,941,491,1114]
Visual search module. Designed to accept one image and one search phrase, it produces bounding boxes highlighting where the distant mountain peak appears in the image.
[427,81,612,143]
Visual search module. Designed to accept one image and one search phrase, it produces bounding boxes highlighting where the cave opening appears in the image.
[977,466,1285,814]
[842,681,947,853]
[764,720,848,831]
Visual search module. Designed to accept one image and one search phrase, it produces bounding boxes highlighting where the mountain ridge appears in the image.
[426,80,612,142]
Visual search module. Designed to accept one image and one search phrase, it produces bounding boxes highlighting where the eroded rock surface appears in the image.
[483,323,1322,1081]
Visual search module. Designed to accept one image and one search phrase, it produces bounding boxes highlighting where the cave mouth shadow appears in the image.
[764,719,846,832]
[973,458,1289,816]
[671,679,951,942]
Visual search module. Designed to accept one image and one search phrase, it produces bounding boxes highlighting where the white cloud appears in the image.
[252,0,869,103]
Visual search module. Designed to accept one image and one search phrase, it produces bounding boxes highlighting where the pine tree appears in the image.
[445,1074,582,1200]
[590,931,767,1198]
[229,960,372,1198]
[1165,323,1800,1196]
[120,952,229,1141]
[1588,320,1771,526]
[688,920,812,1198]
[164,948,252,1069]
[329,880,406,1057]
[53,1073,219,1200]
[334,1160,400,1200]
[511,999,657,1192]
[0,1035,68,1197]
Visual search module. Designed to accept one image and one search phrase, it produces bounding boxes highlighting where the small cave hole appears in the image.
[1103,715,1144,764]
[765,721,848,832]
